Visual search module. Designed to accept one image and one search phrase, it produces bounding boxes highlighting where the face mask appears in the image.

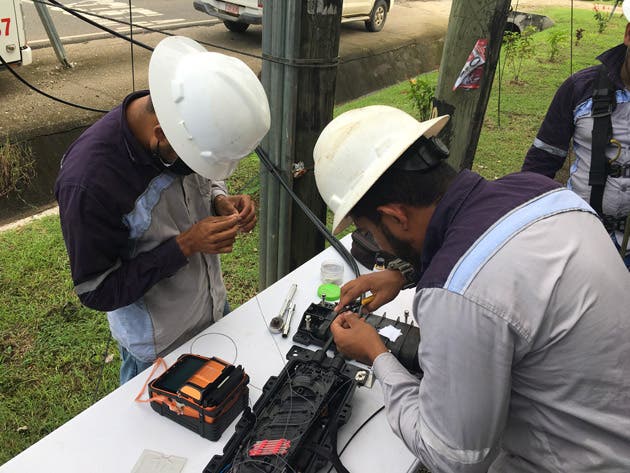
[152,141,195,176]
[378,220,421,270]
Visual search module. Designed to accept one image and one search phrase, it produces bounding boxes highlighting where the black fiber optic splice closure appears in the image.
[294,300,423,376]
[205,346,366,473]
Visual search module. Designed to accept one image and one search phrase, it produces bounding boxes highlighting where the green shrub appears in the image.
[502,25,537,83]
[547,29,568,62]
[593,5,610,34]
[408,76,436,121]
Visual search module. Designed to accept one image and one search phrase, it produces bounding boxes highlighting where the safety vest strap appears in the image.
[589,64,616,215]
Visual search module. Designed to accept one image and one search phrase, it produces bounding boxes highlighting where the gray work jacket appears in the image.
[373,171,630,472]
[56,91,228,362]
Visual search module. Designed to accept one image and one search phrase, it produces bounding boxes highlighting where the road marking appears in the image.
[48,0,181,30]
[28,19,219,49]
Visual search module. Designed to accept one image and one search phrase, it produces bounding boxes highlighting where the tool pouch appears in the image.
[147,354,249,441]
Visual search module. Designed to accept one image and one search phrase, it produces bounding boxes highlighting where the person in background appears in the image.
[522,3,630,267]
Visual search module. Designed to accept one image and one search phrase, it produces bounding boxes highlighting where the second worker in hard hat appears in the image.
[314,106,630,471]
[55,36,270,384]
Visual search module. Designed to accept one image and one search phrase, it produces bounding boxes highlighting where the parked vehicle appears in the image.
[193,0,393,33]
[0,0,32,67]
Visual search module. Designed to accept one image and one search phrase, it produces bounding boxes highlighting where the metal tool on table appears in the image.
[282,303,297,338]
[269,283,298,334]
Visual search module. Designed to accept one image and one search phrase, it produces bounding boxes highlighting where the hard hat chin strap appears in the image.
[393,135,450,173]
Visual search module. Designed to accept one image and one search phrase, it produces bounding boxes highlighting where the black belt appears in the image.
[602,215,628,232]
[609,162,630,178]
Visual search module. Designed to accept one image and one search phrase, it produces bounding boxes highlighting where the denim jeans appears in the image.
[611,232,630,269]
[118,344,154,385]
[118,300,231,385]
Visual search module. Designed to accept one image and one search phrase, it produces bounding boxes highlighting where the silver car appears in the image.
[193,0,393,33]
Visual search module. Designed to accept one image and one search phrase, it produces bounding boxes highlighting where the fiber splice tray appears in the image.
[205,346,362,473]
[148,353,249,441]
[294,301,422,375]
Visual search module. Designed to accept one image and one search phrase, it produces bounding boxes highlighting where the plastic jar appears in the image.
[320,260,344,285]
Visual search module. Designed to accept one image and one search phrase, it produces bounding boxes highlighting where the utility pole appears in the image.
[259,0,342,289]
[434,0,511,170]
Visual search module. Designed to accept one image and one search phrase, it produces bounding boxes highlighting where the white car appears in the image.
[193,0,393,33]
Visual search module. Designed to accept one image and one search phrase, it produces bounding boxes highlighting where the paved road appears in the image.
[2,0,451,139]
[23,0,215,46]
[1,0,452,224]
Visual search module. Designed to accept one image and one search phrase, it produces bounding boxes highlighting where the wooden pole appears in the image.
[289,0,342,272]
[434,0,511,170]
[259,0,342,288]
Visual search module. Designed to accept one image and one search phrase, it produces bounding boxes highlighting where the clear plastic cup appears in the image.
[320,260,344,285]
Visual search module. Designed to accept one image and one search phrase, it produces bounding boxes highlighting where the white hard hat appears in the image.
[624,1,630,21]
[149,36,270,180]
[314,106,449,234]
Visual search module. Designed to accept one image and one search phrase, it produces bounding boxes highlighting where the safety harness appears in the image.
[589,65,616,216]
[589,65,630,257]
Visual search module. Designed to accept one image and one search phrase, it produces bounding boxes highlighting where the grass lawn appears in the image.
[0,5,626,465]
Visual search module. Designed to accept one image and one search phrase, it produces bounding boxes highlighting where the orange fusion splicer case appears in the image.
[148,353,249,441]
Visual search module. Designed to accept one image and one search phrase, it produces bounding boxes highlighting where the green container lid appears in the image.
[317,283,341,302]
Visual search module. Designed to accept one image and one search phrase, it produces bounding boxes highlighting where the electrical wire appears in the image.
[0,53,109,113]
[188,332,239,365]
[30,0,168,39]
[45,0,154,51]
[91,332,112,404]
[31,0,338,69]
[256,146,361,279]
[497,0,520,128]
[570,0,574,76]
[128,0,135,91]
[12,1,341,113]
[325,406,385,473]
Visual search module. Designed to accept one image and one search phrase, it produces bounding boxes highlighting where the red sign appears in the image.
[453,39,487,91]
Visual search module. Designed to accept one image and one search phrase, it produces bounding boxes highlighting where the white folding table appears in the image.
[0,236,419,473]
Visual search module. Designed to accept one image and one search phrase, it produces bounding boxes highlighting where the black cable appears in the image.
[497,0,520,128]
[325,406,385,473]
[31,0,339,69]
[570,0,574,76]
[92,332,112,404]
[0,53,109,113]
[497,51,502,128]
[128,0,136,91]
[303,444,350,473]
[256,146,361,279]
[31,0,169,39]
[46,0,154,51]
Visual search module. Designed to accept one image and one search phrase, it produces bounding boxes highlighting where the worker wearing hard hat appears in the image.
[314,106,630,471]
[55,37,270,384]
[523,2,630,267]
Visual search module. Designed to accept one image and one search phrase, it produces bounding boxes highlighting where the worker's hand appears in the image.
[176,214,240,257]
[330,311,388,365]
[214,195,257,233]
[334,270,405,313]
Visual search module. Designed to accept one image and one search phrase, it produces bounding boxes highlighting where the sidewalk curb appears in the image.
[0,206,59,233]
